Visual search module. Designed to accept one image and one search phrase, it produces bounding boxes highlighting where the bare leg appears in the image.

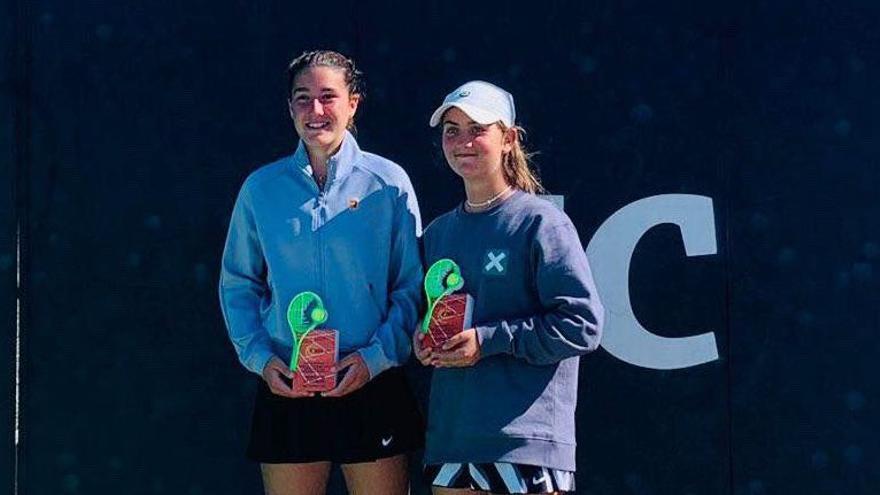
[341,454,409,495]
[260,462,332,495]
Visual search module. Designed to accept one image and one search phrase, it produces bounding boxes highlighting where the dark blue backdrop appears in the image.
[6,1,879,494]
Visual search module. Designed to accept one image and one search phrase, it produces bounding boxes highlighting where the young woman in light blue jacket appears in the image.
[220,50,424,495]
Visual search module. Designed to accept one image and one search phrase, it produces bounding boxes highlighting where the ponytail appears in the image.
[500,125,544,194]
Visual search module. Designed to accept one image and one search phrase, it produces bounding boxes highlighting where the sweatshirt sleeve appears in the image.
[475,219,604,365]
[218,183,276,375]
[358,177,425,378]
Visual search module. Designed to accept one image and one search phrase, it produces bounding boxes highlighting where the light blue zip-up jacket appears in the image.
[219,131,423,378]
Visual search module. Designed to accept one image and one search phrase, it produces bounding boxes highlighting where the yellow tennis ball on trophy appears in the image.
[311,307,327,323]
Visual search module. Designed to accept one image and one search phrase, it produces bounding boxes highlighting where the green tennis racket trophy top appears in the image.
[421,258,465,333]
[287,291,329,371]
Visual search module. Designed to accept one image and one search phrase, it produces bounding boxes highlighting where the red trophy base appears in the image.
[293,329,339,393]
[426,293,474,348]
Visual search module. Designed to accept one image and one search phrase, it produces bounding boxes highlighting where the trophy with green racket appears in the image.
[421,259,473,348]
[287,291,338,392]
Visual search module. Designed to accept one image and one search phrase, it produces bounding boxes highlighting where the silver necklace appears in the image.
[466,186,512,211]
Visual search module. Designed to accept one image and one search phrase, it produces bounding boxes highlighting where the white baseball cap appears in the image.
[429,80,516,128]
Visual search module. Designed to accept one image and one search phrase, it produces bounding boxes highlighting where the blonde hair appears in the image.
[499,124,544,194]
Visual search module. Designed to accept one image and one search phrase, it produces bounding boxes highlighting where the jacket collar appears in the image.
[290,130,361,185]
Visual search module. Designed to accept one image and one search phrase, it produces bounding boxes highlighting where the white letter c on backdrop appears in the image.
[586,194,720,370]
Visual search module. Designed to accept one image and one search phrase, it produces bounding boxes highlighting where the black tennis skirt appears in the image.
[247,367,424,464]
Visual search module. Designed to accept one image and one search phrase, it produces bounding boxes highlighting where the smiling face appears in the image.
[288,66,360,156]
[441,107,513,184]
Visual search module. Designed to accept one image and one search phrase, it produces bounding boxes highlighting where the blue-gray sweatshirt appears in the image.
[219,131,423,378]
[422,190,604,471]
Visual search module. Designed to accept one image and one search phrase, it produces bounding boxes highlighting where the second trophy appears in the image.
[421,259,473,348]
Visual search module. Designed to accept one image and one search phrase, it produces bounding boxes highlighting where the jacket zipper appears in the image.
[314,168,330,313]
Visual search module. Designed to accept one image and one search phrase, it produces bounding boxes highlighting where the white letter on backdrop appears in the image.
[586,194,719,370]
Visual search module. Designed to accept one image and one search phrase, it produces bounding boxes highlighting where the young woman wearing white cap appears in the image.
[415,81,605,494]
[220,50,424,495]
